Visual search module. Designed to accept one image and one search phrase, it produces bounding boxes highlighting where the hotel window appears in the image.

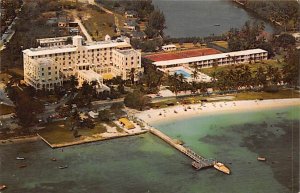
[48,67,51,70]
[41,68,44,71]
[48,72,51,75]
[42,73,44,76]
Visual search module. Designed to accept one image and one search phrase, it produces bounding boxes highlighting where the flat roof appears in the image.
[23,39,131,57]
[153,49,268,67]
[162,44,176,48]
[78,70,102,78]
[37,36,71,44]
[144,48,221,62]
[119,118,135,129]
[114,49,138,55]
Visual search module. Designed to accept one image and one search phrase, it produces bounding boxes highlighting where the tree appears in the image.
[130,68,135,85]
[15,95,44,128]
[282,50,300,86]
[254,66,267,87]
[141,64,163,93]
[69,75,78,92]
[124,90,149,110]
[168,73,180,97]
[275,34,296,49]
[98,109,111,122]
[192,64,199,81]
[144,10,166,38]
[81,81,92,96]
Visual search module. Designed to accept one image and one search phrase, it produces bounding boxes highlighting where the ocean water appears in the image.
[152,0,275,38]
[0,106,299,193]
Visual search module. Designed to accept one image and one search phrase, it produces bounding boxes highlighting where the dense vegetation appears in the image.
[241,0,299,31]
[0,0,80,70]
[227,21,273,55]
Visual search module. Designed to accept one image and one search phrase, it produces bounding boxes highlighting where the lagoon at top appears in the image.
[152,0,275,38]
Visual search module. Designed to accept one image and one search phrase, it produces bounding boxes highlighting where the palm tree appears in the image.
[115,76,125,94]
[192,63,199,81]
[169,73,180,97]
[255,66,266,88]
[130,68,135,85]
[69,75,78,92]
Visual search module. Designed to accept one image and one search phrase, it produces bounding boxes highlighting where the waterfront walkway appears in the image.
[149,127,215,170]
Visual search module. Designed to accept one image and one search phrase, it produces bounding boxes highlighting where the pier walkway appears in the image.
[149,128,215,170]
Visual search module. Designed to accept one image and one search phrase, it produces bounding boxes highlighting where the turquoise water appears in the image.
[175,69,191,78]
[0,106,299,193]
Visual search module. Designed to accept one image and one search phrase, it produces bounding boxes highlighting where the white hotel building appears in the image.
[152,49,268,68]
[23,35,143,91]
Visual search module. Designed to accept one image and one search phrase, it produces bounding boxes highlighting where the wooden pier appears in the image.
[149,128,215,170]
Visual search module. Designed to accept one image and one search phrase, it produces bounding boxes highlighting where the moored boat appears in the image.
[0,184,7,190]
[214,162,230,174]
[16,157,25,160]
[58,165,68,169]
[257,157,266,161]
[18,164,27,168]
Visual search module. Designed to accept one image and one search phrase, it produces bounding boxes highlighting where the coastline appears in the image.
[136,98,300,125]
[231,0,282,29]
[0,135,40,145]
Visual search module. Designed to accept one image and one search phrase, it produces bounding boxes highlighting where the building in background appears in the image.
[23,35,143,91]
[147,49,268,69]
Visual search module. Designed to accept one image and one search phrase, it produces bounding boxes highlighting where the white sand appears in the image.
[136,98,300,124]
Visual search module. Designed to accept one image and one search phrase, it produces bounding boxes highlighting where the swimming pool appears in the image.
[175,69,191,78]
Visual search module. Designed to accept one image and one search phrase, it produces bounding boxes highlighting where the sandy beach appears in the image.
[136,98,300,124]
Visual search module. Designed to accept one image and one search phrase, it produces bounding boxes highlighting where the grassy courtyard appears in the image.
[80,6,117,41]
[212,41,228,49]
[38,119,108,144]
[200,59,285,76]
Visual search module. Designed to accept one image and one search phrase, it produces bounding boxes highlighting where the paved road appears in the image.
[73,16,93,42]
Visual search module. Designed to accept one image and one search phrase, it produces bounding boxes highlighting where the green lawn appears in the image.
[150,89,299,109]
[38,119,108,144]
[0,104,15,115]
[81,8,116,41]
[234,90,300,100]
[200,59,285,76]
[212,41,228,49]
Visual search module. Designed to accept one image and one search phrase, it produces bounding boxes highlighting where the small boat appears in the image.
[0,184,7,190]
[51,158,57,161]
[214,162,230,174]
[214,24,220,26]
[18,164,27,168]
[58,165,68,169]
[16,157,25,160]
[257,157,266,161]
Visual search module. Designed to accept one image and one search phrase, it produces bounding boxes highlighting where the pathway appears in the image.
[73,15,93,42]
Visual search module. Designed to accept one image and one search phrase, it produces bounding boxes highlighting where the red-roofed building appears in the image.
[144,48,221,62]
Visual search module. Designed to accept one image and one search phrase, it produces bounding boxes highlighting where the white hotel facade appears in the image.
[23,35,143,91]
[153,49,268,68]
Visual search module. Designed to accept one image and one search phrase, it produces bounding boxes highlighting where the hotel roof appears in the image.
[114,49,139,55]
[23,39,131,57]
[77,70,102,80]
[37,36,71,44]
[153,49,267,67]
[144,48,221,62]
